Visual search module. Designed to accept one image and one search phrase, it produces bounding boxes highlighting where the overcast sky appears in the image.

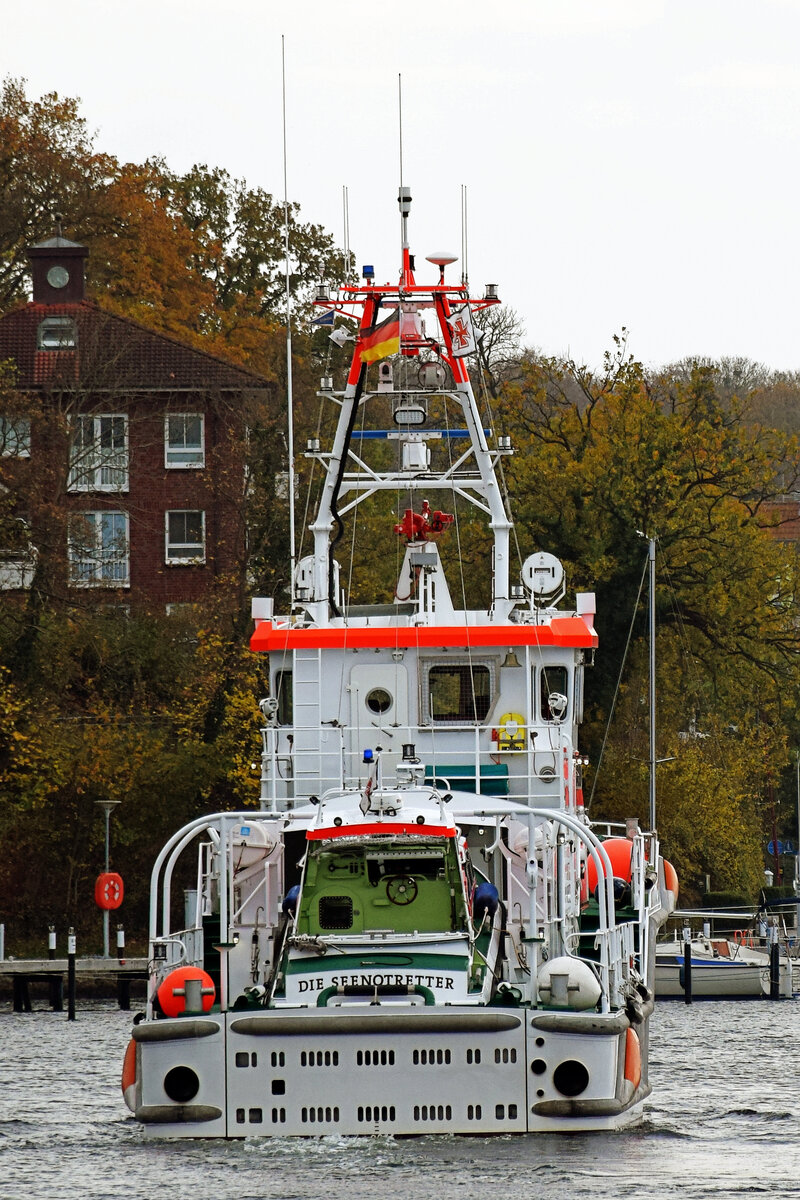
[5,0,800,371]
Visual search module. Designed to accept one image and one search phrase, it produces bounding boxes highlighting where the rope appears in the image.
[586,547,649,813]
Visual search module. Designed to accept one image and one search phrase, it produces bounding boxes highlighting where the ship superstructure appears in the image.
[123,188,670,1138]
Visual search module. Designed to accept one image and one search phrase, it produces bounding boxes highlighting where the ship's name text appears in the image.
[296,973,456,992]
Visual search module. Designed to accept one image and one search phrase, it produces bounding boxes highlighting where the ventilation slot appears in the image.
[301,1106,340,1124]
[413,1104,453,1122]
[357,1049,395,1066]
[357,1105,396,1123]
[412,1048,451,1065]
[494,1047,517,1064]
[494,1103,518,1119]
[300,1050,339,1066]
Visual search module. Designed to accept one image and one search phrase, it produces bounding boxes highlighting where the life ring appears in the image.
[95,871,124,911]
[733,929,753,948]
[121,1038,137,1112]
[497,712,526,753]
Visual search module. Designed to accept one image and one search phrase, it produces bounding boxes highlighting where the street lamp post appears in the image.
[96,799,121,957]
[795,752,800,899]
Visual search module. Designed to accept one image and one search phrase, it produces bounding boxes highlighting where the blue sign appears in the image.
[767,840,791,856]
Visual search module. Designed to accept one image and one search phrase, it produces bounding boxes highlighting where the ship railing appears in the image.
[146,809,286,1017]
[519,809,635,1011]
[261,719,578,809]
[518,814,658,1003]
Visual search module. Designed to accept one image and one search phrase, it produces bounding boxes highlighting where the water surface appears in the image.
[1,1000,797,1200]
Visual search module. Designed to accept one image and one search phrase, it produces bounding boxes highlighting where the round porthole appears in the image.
[366,688,392,715]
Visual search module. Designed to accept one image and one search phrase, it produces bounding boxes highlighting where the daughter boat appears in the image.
[123,187,672,1137]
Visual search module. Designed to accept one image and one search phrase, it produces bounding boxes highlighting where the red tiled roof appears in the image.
[0,302,271,392]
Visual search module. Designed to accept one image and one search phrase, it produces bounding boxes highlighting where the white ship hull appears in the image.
[130,1003,653,1137]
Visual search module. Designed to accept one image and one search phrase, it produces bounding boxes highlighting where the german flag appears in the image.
[359,309,401,364]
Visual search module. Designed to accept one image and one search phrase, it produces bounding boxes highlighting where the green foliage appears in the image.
[0,603,269,944]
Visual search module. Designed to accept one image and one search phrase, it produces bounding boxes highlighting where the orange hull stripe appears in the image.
[251,616,596,653]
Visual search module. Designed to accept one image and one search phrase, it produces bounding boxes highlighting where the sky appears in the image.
[4,0,800,371]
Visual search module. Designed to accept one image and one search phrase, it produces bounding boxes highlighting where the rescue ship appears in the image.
[122,186,673,1137]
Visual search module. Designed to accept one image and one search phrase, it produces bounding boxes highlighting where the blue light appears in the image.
[363,749,374,763]
[362,265,375,280]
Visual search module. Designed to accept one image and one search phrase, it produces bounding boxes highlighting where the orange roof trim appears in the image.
[251,616,597,653]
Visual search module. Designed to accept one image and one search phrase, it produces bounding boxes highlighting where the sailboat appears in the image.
[121,186,672,1137]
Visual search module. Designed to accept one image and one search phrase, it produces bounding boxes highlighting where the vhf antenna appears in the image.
[398,74,411,278]
[281,34,297,593]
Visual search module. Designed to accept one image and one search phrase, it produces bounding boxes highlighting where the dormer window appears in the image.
[37,317,77,350]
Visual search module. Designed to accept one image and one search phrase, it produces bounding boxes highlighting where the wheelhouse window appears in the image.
[68,511,130,587]
[165,510,205,563]
[428,663,491,723]
[540,665,569,721]
[274,669,293,725]
[37,316,77,350]
[165,414,205,468]
[0,416,31,457]
[68,414,128,492]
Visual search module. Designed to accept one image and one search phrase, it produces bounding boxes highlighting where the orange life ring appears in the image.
[121,1038,137,1112]
[95,871,124,911]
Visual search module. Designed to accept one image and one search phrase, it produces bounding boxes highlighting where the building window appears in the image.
[69,415,128,492]
[37,316,77,350]
[68,511,130,588]
[0,517,37,590]
[427,662,492,723]
[166,510,205,563]
[0,416,31,458]
[165,414,205,468]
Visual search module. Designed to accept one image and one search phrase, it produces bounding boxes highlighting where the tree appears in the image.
[498,335,800,897]
[0,77,116,310]
[472,304,526,400]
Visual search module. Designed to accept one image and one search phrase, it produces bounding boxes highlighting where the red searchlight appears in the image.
[95,871,124,910]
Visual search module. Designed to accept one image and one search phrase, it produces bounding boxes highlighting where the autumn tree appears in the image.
[498,334,800,897]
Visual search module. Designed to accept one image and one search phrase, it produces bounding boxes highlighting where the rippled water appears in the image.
[1,999,798,1200]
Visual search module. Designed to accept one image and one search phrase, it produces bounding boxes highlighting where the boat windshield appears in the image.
[295,839,468,935]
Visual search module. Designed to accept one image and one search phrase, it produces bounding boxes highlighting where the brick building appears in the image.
[0,234,272,608]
